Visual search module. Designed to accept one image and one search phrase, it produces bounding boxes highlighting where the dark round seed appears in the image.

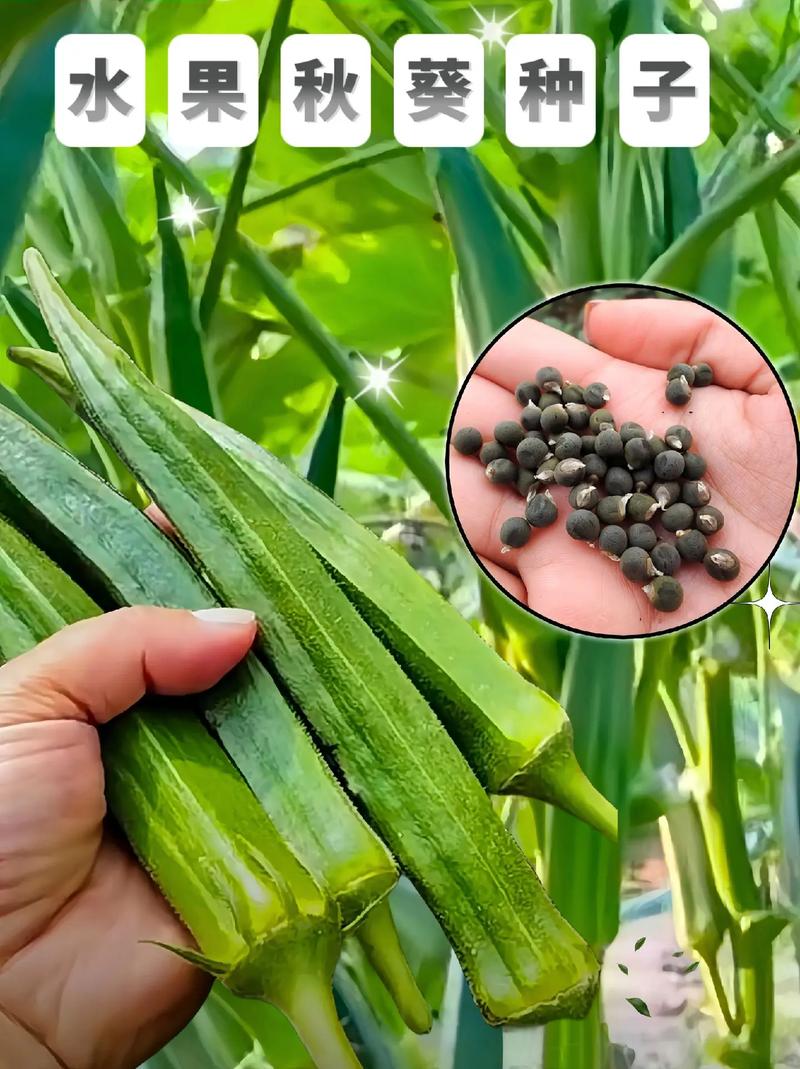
[662,503,695,533]
[620,421,647,443]
[525,429,546,441]
[584,382,610,408]
[627,493,659,523]
[554,458,587,486]
[581,434,596,455]
[676,529,708,562]
[666,376,692,406]
[654,481,680,509]
[664,425,692,451]
[515,381,541,405]
[693,362,713,387]
[500,517,531,549]
[566,509,601,542]
[605,466,634,496]
[583,453,608,482]
[536,366,563,392]
[703,548,740,580]
[682,453,707,480]
[569,483,600,510]
[629,523,657,552]
[554,432,583,460]
[480,441,506,465]
[595,428,624,459]
[644,576,684,612]
[654,449,685,480]
[516,436,550,470]
[486,458,517,484]
[589,408,615,433]
[632,467,655,491]
[647,434,666,457]
[494,420,525,448]
[597,495,629,525]
[516,469,537,497]
[536,457,558,484]
[599,525,627,560]
[621,546,657,582]
[520,403,542,431]
[562,383,585,404]
[624,437,652,470]
[452,426,482,455]
[695,505,724,535]
[525,490,558,527]
[538,391,562,410]
[682,480,711,508]
[565,402,590,430]
[651,541,681,576]
[667,363,696,385]
[540,404,569,435]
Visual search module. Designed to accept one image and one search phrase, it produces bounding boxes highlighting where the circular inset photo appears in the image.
[446,285,799,638]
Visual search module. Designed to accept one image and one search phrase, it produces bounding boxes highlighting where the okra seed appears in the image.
[566,402,590,430]
[632,466,655,491]
[628,523,657,552]
[525,489,558,527]
[624,437,652,470]
[536,366,563,393]
[682,452,707,480]
[693,362,714,387]
[584,382,611,408]
[682,480,711,508]
[520,403,542,431]
[644,576,684,612]
[486,458,518,484]
[554,432,583,460]
[597,494,630,525]
[620,421,647,443]
[583,453,608,483]
[627,492,659,523]
[595,428,624,459]
[589,408,616,433]
[452,426,483,455]
[621,546,659,582]
[647,433,666,457]
[664,425,692,452]
[569,483,600,510]
[494,420,526,448]
[666,376,692,406]
[676,529,708,562]
[695,504,724,535]
[654,481,680,509]
[515,381,541,406]
[554,458,587,486]
[540,404,569,435]
[581,434,596,454]
[703,548,740,580]
[566,509,601,542]
[536,457,558,484]
[480,441,506,465]
[516,436,550,470]
[605,466,634,496]
[599,525,628,560]
[562,383,585,404]
[500,516,531,549]
[516,469,537,497]
[654,449,686,480]
[539,391,562,409]
[667,363,696,385]
[651,541,681,576]
[662,502,695,533]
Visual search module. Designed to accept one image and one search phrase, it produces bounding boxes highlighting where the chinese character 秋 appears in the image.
[633,60,695,122]
[69,57,132,122]
[408,57,471,122]
[293,58,359,122]
[182,60,245,122]
[519,57,583,122]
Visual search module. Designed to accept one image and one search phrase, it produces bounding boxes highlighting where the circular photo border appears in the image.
[445,282,800,641]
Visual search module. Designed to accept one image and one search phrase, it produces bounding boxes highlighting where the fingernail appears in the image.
[192,608,256,625]
[583,300,600,334]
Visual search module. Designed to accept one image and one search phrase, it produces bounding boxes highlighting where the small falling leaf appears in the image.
[672,950,684,957]
[682,960,700,974]
[618,963,629,975]
[634,937,647,951]
[627,997,651,1017]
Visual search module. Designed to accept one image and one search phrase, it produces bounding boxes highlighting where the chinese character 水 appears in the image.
[55,35,145,147]
[69,57,132,122]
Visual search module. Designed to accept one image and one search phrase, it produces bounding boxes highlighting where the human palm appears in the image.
[449,298,797,635]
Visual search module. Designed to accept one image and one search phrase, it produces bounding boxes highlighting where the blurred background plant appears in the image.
[2,0,800,1066]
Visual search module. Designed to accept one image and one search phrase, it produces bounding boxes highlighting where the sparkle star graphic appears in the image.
[736,566,800,646]
[353,354,406,404]
[160,187,217,240]
[471,8,515,51]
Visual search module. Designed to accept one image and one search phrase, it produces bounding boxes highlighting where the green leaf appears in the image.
[306,386,344,497]
[634,936,646,951]
[152,167,216,415]
[682,960,701,974]
[1,277,52,349]
[626,997,651,1018]
[617,963,629,975]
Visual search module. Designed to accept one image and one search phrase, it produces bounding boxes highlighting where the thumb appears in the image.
[0,606,257,727]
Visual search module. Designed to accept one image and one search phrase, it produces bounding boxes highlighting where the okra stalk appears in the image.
[25,249,600,1024]
[0,516,361,1069]
[0,401,429,1034]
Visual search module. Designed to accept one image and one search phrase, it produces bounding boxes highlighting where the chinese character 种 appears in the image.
[519,58,583,123]
[182,61,245,122]
[69,58,132,122]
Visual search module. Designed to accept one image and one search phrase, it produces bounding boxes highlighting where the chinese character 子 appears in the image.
[408,57,471,122]
[69,58,132,122]
[293,58,359,122]
[633,60,695,122]
[519,58,583,122]
[182,60,245,121]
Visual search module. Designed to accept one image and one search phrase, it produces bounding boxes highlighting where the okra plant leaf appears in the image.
[634,937,646,951]
[617,963,629,975]
[626,997,651,1017]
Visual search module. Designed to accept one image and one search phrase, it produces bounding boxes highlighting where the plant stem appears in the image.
[279,977,364,1069]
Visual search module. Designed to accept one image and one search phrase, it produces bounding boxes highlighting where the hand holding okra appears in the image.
[0,606,257,1069]
[449,299,797,635]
